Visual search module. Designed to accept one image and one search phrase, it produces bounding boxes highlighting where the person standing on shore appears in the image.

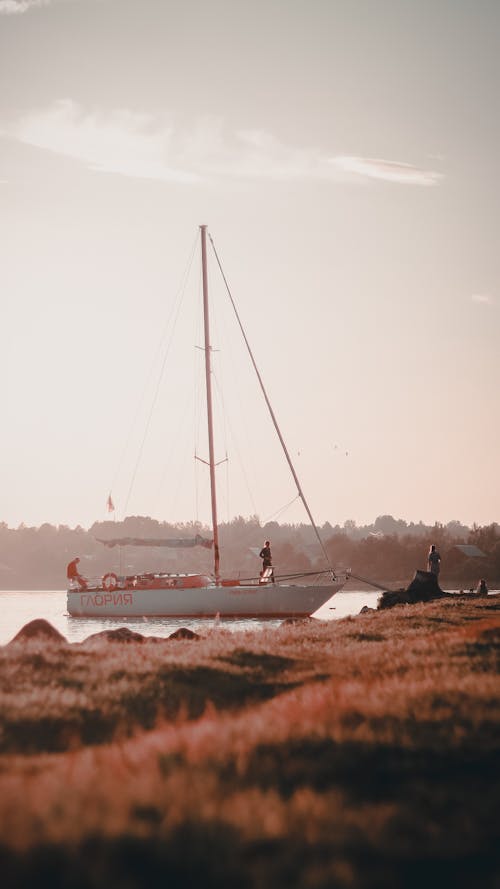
[67,557,88,590]
[427,545,441,576]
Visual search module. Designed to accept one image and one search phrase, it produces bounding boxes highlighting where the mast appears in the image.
[200,225,220,581]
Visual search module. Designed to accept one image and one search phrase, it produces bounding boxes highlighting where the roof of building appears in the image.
[454,544,487,558]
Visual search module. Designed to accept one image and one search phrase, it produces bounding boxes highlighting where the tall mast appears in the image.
[200,225,220,581]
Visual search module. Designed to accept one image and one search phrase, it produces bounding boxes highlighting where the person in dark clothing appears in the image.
[67,557,88,590]
[259,540,272,572]
[427,544,441,576]
[259,540,275,582]
[477,579,488,596]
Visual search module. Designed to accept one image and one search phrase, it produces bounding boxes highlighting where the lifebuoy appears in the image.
[102,572,118,592]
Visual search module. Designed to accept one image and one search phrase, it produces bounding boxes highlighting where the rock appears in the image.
[83,627,146,644]
[168,627,200,640]
[8,619,67,644]
[377,589,408,609]
[280,617,312,627]
[406,570,445,601]
[359,606,376,614]
[378,570,446,610]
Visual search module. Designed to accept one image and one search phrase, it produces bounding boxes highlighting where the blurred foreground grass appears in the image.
[0,596,499,888]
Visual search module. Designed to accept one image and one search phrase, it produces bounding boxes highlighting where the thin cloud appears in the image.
[331,155,442,185]
[471,293,495,305]
[0,0,75,12]
[0,0,49,13]
[4,100,201,184]
[2,100,444,188]
[2,102,345,184]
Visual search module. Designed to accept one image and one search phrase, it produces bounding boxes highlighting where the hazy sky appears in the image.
[1,0,499,531]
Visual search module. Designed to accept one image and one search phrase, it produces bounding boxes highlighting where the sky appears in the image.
[1,0,499,532]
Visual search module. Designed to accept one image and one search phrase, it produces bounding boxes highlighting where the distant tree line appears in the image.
[0,515,498,589]
[325,523,500,586]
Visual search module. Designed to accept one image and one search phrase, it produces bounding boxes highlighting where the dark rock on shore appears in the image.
[378,570,447,609]
[168,627,200,640]
[8,619,67,645]
[83,627,147,644]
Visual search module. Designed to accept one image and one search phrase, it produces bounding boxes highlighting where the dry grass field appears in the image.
[0,595,499,888]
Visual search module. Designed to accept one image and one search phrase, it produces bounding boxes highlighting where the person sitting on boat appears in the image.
[477,578,488,596]
[67,557,88,590]
[427,544,441,576]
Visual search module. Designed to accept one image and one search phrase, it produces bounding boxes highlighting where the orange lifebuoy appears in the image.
[102,572,118,592]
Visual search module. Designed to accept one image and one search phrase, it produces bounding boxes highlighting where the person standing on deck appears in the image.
[427,545,441,576]
[67,557,88,590]
[259,540,275,583]
[259,540,272,571]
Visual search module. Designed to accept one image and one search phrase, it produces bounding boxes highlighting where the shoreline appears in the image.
[0,595,499,888]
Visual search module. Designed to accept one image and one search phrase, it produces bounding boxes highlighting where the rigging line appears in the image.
[209,265,262,512]
[193,258,207,522]
[262,494,301,525]
[225,447,230,525]
[123,295,183,516]
[208,231,335,575]
[211,368,259,518]
[210,368,234,524]
[151,389,193,517]
[210,368,229,512]
[210,369,229,463]
[110,230,198,513]
[194,259,205,454]
[195,445,200,523]
[165,416,197,523]
[123,236,198,516]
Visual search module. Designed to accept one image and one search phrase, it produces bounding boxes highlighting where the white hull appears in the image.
[67,581,344,618]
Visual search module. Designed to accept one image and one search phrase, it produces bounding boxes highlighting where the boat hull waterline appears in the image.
[67,581,344,618]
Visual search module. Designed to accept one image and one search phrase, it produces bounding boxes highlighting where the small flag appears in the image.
[107,494,115,513]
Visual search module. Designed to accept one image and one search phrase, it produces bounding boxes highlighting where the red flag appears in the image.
[107,494,115,513]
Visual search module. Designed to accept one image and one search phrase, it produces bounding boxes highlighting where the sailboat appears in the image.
[67,226,347,618]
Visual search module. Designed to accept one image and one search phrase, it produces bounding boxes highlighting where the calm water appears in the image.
[0,589,381,645]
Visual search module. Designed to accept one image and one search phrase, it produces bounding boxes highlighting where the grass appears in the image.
[0,596,499,888]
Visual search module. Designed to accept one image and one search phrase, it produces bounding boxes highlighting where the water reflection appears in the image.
[0,590,382,645]
[65,614,285,643]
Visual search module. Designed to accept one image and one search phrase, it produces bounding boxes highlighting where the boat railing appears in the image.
[67,567,351,594]
[228,568,350,586]
[269,568,350,585]
[68,572,217,593]
[67,576,107,592]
